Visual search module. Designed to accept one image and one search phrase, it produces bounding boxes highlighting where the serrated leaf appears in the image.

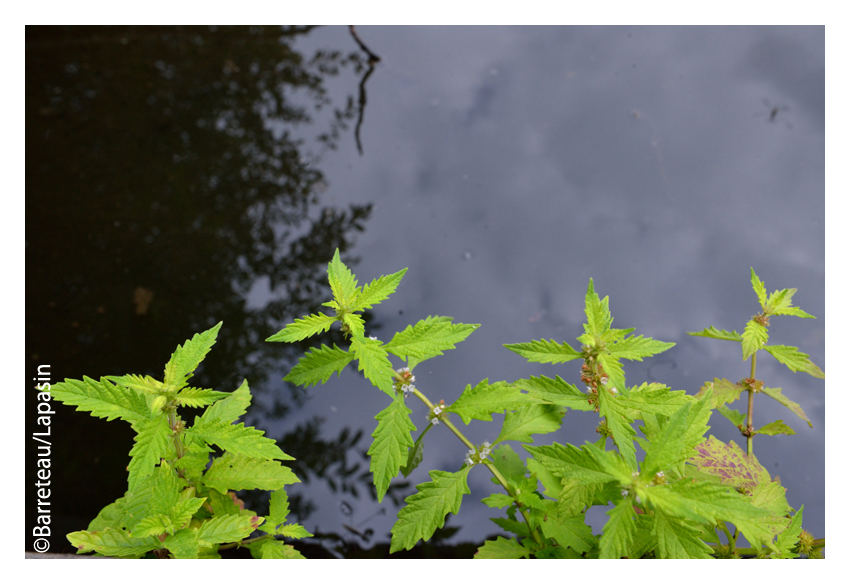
[653,510,713,559]
[512,375,593,411]
[495,404,564,444]
[188,419,291,460]
[489,516,530,538]
[105,374,165,395]
[689,436,768,491]
[774,506,803,558]
[489,443,528,487]
[368,394,416,503]
[742,319,769,360]
[175,387,229,408]
[599,499,638,558]
[474,536,530,559]
[385,316,478,367]
[389,467,472,553]
[163,529,200,559]
[525,443,618,486]
[597,387,637,470]
[127,415,172,491]
[481,493,515,509]
[163,322,222,390]
[696,378,745,407]
[616,384,692,419]
[751,267,768,307]
[251,538,306,559]
[349,335,395,396]
[750,479,792,517]
[760,386,812,427]
[199,380,252,425]
[764,287,796,314]
[67,527,160,558]
[755,420,796,436]
[539,501,595,553]
[327,248,359,307]
[554,478,602,517]
[772,305,815,319]
[283,344,354,388]
[716,404,746,428]
[447,379,537,424]
[687,326,743,342]
[503,339,582,364]
[197,514,262,546]
[341,312,365,338]
[646,480,771,525]
[51,376,150,426]
[401,424,431,478]
[734,514,788,554]
[265,313,337,343]
[597,352,626,398]
[352,268,407,311]
[583,278,613,338]
[267,488,291,529]
[641,402,691,477]
[202,453,300,492]
[608,335,675,361]
[276,524,313,539]
[763,345,825,378]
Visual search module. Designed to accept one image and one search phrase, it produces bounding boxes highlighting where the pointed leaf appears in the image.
[608,335,675,361]
[187,420,291,460]
[503,339,582,364]
[197,514,262,546]
[163,322,222,389]
[653,510,713,559]
[763,345,825,378]
[696,378,745,407]
[175,387,229,408]
[742,319,768,360]
[599,499,637,558]
[642,402,691,477]
[687,326,742,342]
[349,335,395,396]
[283,344,354,388]
[327,248,359,307]
[368,394,416,503]
[265,313,337,343]
[447,379,537,424]
[199,380,252,425]
[389,467,472,553]
[495,404,564,444]
[127,415,172,491]
[67,527,160,558]
[51,376,150,425]
[760,386,812,427]
[755,420,796,436]
[474,537,530,559]
[597,387,637,469]
[583,278,613,338]
[385,316,478,367]
[512,375,594,411]
[750,267,767,307]
[202,453,299,492]
[352,268,407,311]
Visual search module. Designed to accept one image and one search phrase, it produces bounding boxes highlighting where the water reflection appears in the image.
[25,25,391,554]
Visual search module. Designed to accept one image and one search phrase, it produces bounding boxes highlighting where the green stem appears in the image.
[410,387,544,546]
[746,353,757,456]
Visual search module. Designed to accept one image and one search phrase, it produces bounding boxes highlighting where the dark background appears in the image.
[25,25,824,557]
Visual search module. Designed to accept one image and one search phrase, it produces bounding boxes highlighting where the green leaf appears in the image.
[773,506,804,558]
[127,415,172,491]
[276,524,313,539]
[641,402,691,477]
[539,501,595,553]
[163,322,222,390]
[696,378,745,407]
[199,380,252,425]
[554,478,602,518]
[250,538,306,559]
[197,514,262,546]
[352,268,407,311]
[599,499,638,558]
[447,379,537,424]
[755,420,796,436]
[474,536,530,559]
[283,344,354,388]
[583,278,613,338]
[653,509,713,559]
[686,326,743,342]
[401,425,431,478]
[202,453,300,493]
[751,267,768,307]
[764,287,797,315]
[760,386,812,427]
[742,319,768,360]
[175,387,229,408]
[763,345,825,378]
[495,404,564,444]
[716,404,746,428]
[368,394,416,503]
[265,313,337,343]
[512,375,594,411]
[385,316,478,368]
[389,467,472,553]
[525,443,618,486]
[616,384,692,419]
[163,529,200,559]
[105,373,165,395]
[51,376,150,426]
[267,488,291,530]
[349,335,395,396]
[341,312,365,338]
[489,444,528,487]
[734,514,788,554]
[646,480,771,525]
[597,387,637,469]
[608,335,675,361]
[327,248,359,308]
[67,527,160,558]
[188,420,292,460]
[503,339,582,364]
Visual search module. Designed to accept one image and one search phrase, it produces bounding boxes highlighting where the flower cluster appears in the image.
[394,367,416,398]
[427,399,445,426]
[464,441,492,466]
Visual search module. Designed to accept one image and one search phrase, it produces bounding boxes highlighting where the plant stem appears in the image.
[410,386,543,546]
[746,353,757,456]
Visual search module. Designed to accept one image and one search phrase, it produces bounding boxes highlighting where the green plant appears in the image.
[51,323,310,558]
[268,251,825,558]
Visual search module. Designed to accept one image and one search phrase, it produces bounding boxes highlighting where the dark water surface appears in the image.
[26,25,824,556]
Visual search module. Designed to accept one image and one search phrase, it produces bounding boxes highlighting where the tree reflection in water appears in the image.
[25,25,403,555]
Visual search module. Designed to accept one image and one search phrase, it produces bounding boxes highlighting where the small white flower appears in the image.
[430,418,440,426]
[433,405,443,415]
[369,336,378,341]
[610,387,619,395]
[656,471,664,479]
[635,495,642,504]
[601,376,609,385]
[632,471,640,479]
[464,456,475,466]
[621,489,629,498]
[585,385,593,393]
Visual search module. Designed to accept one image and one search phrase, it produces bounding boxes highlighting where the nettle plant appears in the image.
[51,323,311,558]
[268,251,825,558]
